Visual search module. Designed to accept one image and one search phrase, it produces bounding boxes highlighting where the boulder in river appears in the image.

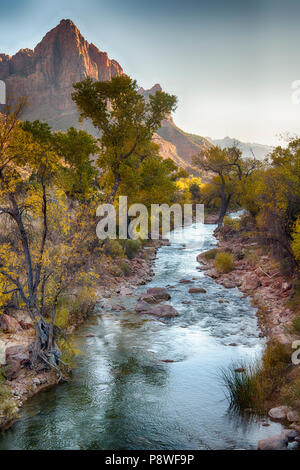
[138,294,158,304]
[146,288,171,302]
[280,429,299,442]
[135,301,178,318]
[189,288,207,294]
[268,406,290,420]
[258,434,288,450]
[206,269,219,279]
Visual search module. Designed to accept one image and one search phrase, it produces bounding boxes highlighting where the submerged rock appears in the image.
[146,288,171,301]
[138,294,158,304]
[280,429,299,442]
[189,288,207,294]
[135,301,178,318]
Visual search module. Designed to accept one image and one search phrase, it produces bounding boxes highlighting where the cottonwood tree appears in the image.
[72,75,177,204]
[193,145,259,227]
[242,138,300,270]
[0,103,99,368]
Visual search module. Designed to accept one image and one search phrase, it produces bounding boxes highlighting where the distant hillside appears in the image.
[140,85,212,172]
[206,136,273,160]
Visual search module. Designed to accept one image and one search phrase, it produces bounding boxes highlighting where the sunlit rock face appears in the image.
[0,19,123,128]
[0,20,210,170]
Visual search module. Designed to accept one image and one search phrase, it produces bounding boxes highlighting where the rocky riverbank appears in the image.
[0,239,166,432]
[197,221,300,450]
[197,226,298,345]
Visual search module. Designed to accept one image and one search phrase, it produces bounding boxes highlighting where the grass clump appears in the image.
[286,281,300,313]
[204,248,219,260]
[104,239,124,257]
[0,370,18,422]
[223,216,241,231]
[221,361,267,412]
[221,341,292,412]
[125,239,142,259]
[214,251,234,273]
[120,260,131,276]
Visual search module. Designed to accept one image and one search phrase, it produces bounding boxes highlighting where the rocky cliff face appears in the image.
[0,19,123,127]
[0,20,210,170]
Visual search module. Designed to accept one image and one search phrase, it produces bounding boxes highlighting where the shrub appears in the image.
[214,252,234,273]
[287,281,300,313]
[245,249,259,267]
[281,373,300,413]
[125,239,142,259]
[292,316,300,334]
[223,216,241,231]
[104,239,124,257]
[0,369,18,421]
[204,248,219,260]
[120,260,131,276]
[262,340,291,379]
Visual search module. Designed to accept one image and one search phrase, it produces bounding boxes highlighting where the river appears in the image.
[0,221,285,450]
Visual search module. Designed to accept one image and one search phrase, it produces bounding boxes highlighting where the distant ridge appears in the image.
[206,136,274,160]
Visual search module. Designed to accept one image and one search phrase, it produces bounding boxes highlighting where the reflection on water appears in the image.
[0,222,285,450]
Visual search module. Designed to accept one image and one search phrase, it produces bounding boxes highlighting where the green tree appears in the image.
[243,138,300,270]
[193,146,259,227]
[0,104,99,368]
[72,75,177,203]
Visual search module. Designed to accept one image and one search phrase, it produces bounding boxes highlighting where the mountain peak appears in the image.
[59,18,76,27]
[0,20,123,126]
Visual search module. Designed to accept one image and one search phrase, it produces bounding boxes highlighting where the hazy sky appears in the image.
[0,0,300,145]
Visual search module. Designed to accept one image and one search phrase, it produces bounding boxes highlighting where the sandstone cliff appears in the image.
[0,19,123,128]
[0,19,210,170]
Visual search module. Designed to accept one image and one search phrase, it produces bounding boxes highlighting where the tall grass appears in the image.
[221,341,292,412]
[220,361,267,412]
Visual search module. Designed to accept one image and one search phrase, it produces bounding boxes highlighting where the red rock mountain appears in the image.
[0,19,123,128]
[0,19,210,170]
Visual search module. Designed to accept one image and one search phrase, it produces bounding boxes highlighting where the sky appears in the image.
[0,0,300,146]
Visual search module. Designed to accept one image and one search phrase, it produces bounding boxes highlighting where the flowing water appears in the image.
[0,221,285,450]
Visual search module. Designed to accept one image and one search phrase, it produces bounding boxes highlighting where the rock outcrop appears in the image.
[0,19,123,129]
[0,20,211,171]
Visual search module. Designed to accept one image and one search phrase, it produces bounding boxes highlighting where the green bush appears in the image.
[214,252,234,273]
[223,216,241,231]
[0,369,18,421]
[287,281,300,313]
[104,239,124,257]
[125,239,142,259]
[204,248,219,260]
[120,260,131,276]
